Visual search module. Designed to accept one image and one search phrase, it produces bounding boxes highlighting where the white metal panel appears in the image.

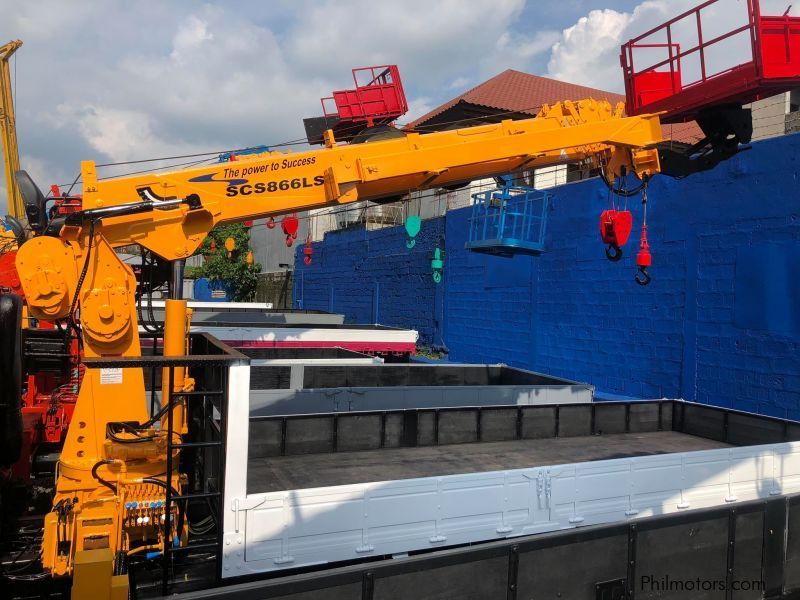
[773,443,800,495]
[223,428,800,577]
[629,454,684,516]
[221,363,252,577]
[194,325,419,346]
[141,300,275,310]
[249,357,383,367]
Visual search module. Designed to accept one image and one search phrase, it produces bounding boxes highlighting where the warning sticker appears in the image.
[100,367,123,385]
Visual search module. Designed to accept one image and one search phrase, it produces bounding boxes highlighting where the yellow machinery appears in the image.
[0,40,23,219]
[14,98,663,596]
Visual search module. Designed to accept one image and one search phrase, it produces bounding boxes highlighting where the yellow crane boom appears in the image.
[0,40,23,219]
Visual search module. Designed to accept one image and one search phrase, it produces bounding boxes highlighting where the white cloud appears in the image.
[170,15,214,64]
[18,154,57,188]
[448,77,472,91]
[546,0,782,91]
[69,105,205,163]
[2,0,555,195]
[7,0,775,211]
[405,96,435,124]
[484,29,561,74]
[548,8,633,90]
[284,0,529,86]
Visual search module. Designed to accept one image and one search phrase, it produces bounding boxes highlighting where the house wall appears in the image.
[748,93,790,141]
[295,216,446,344]
[294,133,800,417]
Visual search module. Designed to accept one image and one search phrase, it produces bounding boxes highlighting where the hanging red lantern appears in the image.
[244,220,253,228]
[282,214,299,247]
[266,217,276,229]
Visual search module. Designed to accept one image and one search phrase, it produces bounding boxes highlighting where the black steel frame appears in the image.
[82,333,249,595]
[250,399,800,458]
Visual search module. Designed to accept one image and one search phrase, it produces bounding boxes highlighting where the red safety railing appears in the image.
[621,0,800,122]
[321,65,408,124]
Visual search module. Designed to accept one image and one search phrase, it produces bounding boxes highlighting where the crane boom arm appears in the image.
[0,40,23,219]
[70,99,662,260]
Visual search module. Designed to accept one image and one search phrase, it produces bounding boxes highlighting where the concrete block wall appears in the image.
[295,218,446,345]
[295,133,800,417]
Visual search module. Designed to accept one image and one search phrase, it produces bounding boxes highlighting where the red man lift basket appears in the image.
[621,0,800,123]
[304,65,408,144]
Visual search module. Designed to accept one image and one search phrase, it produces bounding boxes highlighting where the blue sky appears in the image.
[0,0,771,213]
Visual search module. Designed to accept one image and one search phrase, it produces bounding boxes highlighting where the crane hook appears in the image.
[635,266,651,286]
[605,244,623,262]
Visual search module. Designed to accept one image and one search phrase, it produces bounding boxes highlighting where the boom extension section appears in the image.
[60,99,661,262]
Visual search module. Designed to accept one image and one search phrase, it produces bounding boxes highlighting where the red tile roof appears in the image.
[407,68,704,144]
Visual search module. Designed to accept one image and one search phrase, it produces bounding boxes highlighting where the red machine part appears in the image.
[11,340,83,481]
[282,214,299,247]
[599,210,633,248]
[621,0,800,122]
[599,208,633,263]
[0,251,24,297]
[49,185,83,217]
[1,186,84,482]
[637,227,652,269]
[635,189,652,286]
[303,236,314,265]
[321,65,408,126]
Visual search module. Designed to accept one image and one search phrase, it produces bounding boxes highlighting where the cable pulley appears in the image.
[600,172,633,261]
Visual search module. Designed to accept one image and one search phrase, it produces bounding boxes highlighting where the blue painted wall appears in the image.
[295,219,446,345]
[295,133,800,417]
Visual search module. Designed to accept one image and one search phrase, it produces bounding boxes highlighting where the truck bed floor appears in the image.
[247,431,730,493]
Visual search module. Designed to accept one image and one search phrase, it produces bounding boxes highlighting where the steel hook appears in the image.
[605,244,623,262]
[635,266,651,286]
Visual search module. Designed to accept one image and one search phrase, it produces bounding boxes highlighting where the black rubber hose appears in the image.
[141,477,180,498]
[91,460,118,495]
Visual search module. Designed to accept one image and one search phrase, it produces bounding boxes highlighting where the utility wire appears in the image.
[60,99,567,178]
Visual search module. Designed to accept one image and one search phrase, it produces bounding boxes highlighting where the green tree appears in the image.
[188,224,261,301]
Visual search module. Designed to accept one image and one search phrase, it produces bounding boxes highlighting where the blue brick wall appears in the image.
[295,218,446,345]
[295,133,800,418]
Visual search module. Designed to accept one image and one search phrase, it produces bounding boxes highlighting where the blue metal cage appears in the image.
[466,185,551,256]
